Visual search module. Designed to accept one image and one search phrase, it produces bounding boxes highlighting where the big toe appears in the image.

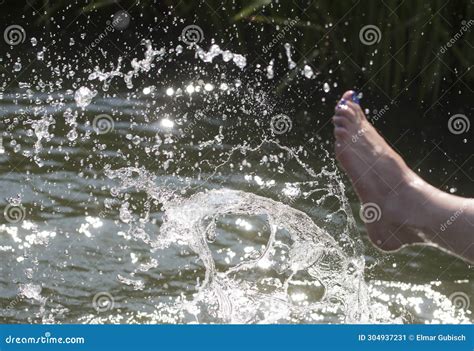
[341,90,355,101]
[341,90,363,106]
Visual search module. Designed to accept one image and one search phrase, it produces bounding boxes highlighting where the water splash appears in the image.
[155,188,369,323]
[196,44,247,69]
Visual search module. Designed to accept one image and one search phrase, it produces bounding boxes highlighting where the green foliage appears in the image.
[23,0,474,101]
[173,0,473,102]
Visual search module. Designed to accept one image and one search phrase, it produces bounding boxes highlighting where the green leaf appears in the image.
[232,0,272,22]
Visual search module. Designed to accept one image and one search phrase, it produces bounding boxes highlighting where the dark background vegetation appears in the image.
[3,0,472,98]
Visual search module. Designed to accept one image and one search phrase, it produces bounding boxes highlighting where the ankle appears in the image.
[399,176,433,233]
[385,174,425,229]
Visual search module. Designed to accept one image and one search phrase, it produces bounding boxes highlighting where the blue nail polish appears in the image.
[337,99,346,109]
[352,92,361,104]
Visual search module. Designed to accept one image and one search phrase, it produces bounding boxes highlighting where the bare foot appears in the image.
[332,91,424,251]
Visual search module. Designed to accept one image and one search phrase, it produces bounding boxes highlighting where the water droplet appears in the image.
[266,59,275,79]
[74,87,97,108]
[186,84,195,94]
[119,203,132,223]
[219,83,228,91]
[143,86,155,95]
[13,62,22,72]
[67,129,78,141]
[284,43,297,69]
[303,65,314,79]
[323,82,330,93]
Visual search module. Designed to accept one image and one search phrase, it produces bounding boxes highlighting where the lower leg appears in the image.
[414,185,474,261]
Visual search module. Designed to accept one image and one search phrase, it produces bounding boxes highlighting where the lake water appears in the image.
[0,38,472,324]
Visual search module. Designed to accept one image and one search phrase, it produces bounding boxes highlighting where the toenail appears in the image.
[351,92,361,104]
[336,99,347,109]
